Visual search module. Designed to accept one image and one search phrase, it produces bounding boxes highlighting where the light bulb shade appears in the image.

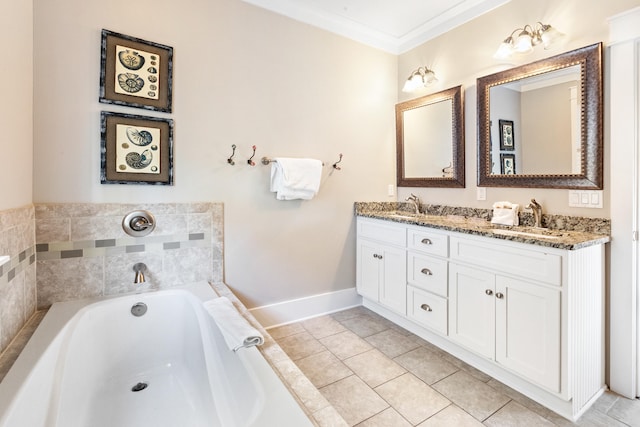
[493,39,514,59]
[423,70,437,84]
[540,25,566,49]
[514,30,533,53]
[402,75,420,92]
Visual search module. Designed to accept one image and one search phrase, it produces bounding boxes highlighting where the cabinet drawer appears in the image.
[407,252,448,297]
[450,236,562,286]
[407,227,448,257]
[407,286,448,335]
[357,218,406,246]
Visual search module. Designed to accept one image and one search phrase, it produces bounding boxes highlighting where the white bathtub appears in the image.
[0,282,313,427]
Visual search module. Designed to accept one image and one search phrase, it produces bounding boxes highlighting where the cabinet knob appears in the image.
[372,254,383,259]
[421,238,432,245]
[420,268,433,276]
[485,289,493,296]
[496,292,504,299]
[420,303,432,312]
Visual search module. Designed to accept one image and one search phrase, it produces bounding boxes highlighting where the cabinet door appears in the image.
[449,263,495,358]
[379,245,407,314]
[495,276,561,393]
[356,240,381,301]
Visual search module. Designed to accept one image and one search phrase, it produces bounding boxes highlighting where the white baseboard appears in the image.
[249,287,362,329]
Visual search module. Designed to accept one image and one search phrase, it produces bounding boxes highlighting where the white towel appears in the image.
[270,157,322,200]
[491,201,520,226]
[203,297,264,352]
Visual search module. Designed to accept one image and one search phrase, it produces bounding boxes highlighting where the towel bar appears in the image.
[261,157,325,167]
[261,155,343,169]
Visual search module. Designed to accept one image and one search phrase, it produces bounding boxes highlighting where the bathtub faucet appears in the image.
[133,263,147,284]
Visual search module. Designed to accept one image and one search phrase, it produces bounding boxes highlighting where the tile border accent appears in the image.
[0,247,36,288]
[36,232,211,261]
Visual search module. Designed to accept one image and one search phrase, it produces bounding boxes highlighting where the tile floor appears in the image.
[271,306,640,427]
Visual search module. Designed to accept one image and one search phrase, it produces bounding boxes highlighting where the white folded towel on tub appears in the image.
[203,297,264,352]
[270,157,323,200]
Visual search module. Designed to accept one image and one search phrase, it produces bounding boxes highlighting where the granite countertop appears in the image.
[355,202,611,250]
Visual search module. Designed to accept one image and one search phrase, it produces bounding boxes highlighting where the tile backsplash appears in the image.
[34,202,224,308]
[0,202,224,356]
[0,205,36,353]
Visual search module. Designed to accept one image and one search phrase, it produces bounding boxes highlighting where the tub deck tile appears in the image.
[0,309,47,382]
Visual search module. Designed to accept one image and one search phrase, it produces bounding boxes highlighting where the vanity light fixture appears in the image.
[402,66,437,92]
[493,22,566,59]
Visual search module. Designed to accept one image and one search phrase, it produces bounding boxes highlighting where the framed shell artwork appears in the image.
[99,29,173,112]
[100,111,174,185]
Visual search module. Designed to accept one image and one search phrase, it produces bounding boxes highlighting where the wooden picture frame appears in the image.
[499,119,514,151]
[101,112,174,185]
[99,29,173,112]
[500,153,516,175]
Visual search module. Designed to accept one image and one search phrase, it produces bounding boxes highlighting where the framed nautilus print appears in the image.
[100,112,174,185]
[99,29,173,113]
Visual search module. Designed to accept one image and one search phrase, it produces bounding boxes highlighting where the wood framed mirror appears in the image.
[477,43,603,189]
[396,85,465,188]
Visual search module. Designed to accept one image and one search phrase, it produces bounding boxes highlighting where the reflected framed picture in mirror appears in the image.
[499,119,514,151]
[500,153,516,175]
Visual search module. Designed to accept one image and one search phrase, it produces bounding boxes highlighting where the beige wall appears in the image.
[31,0,397,307]
[11,0,639,315]
[0,0,33,210]
[397,0,639,216]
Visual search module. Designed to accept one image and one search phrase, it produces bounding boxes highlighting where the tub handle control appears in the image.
[123,210,156,237]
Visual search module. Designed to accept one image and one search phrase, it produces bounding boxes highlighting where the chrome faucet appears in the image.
[526,199,543,228]
[405,193,421,215]
[133,263,147,284]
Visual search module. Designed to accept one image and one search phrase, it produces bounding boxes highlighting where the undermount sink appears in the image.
[491,228,563,240]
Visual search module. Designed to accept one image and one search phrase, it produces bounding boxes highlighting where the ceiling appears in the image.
[241,0,511,54]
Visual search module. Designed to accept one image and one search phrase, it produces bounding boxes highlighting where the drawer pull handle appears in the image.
[421,238,433,245]
[485,289,493,296]
[496,292,504,299]
[421,268,433,276]
[420,303,432,312]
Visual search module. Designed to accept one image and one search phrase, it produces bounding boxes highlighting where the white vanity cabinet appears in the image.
[356,219,407,314]
[355,216,606,421]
